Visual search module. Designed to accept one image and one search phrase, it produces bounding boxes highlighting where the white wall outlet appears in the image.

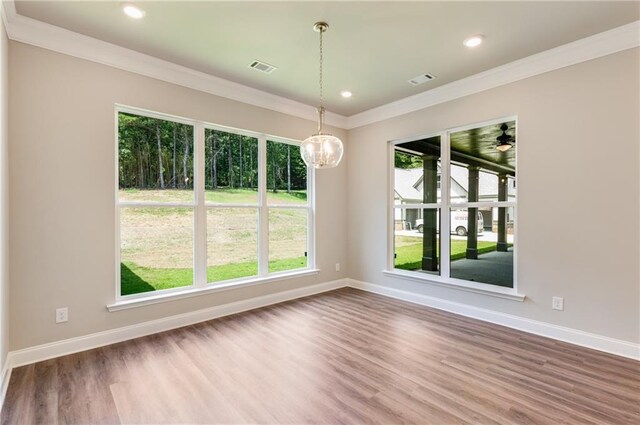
[56,307,69,323]
[552,297,564,311]
[335,263,341,272]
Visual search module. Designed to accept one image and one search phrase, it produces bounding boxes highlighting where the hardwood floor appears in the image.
[2,288,639,424]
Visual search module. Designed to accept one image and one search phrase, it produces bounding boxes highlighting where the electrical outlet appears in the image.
[335,263,341,272]
[552,297,564,311]
[56,307,68,323]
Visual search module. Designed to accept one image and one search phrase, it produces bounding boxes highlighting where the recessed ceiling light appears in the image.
[340,90,352,98]
[463,35,484,48]
[122,3,145,19]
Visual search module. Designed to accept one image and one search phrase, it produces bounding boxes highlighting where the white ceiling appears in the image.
[13,1,640,116]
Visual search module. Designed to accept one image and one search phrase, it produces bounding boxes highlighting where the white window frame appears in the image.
[111,105,316,310]
[386,116,524,301]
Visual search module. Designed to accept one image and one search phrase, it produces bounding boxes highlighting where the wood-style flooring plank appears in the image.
[2,288,638,424]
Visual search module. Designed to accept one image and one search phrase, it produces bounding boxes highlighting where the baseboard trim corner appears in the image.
[7,278,349,370]
[347,279,639,361]
[0,357,11,410]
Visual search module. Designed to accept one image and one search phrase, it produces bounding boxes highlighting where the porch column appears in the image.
[421,154,438,271]
[466,166,479,259]
[497,173,509,252]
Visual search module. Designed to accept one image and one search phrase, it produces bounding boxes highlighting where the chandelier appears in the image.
[300,22,344,169]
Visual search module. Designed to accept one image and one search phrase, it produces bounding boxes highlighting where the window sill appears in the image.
[107,269,320,312]
[382,269,525,302]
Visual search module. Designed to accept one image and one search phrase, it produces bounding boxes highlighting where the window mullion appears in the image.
[258,135,269,276]
[194,123,207,287]
[441,131,451,279]
[306,165,316,269]
[387,142,396,271]
[115,106,122,300]
[115,206,122,300]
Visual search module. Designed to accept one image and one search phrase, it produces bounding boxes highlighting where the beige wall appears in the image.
[347,48,640,343]
[7,39,640,352]
[8,41,348,350]
[1,16,9,367]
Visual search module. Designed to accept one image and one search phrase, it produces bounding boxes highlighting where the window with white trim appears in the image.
[117,107,313,299]
[390,118,516,288]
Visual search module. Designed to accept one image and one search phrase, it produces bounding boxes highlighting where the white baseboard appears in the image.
[347,279,639,361]
[7,278,348,369]
[0,357,11,408]
[4,276,637,386]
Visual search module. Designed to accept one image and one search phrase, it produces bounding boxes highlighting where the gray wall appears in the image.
[8,41,348,350]
[347,48,640,343]
[1,15,9,368]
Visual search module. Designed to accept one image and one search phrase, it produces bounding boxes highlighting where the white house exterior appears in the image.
[394,164,516,230]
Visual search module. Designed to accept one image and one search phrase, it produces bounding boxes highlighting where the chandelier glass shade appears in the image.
[301,133,344,169]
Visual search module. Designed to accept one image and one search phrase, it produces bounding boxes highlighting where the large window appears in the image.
[117,108,313,299]
[390,118,516,289]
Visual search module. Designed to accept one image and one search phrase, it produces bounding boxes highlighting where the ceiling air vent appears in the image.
[408,73,436,86]
[249,60,277,74]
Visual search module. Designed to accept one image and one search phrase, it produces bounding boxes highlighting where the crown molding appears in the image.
[0,0,348,129]
[346,20,640,129]
[2,1,638,131]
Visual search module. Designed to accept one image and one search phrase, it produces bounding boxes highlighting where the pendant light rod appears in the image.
[314,22,328,134]
[317,106,325,134]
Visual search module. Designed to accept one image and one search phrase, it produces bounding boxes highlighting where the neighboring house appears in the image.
[394,168,423,228]
[395,165,516,230]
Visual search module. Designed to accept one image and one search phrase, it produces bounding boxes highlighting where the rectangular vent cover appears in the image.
[408,73,436,86]
[249,60,277,74]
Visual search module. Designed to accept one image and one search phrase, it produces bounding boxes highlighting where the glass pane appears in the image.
[394,136,441,205]
[118,112,194,202]
[450,166,502,204]
[205,129,259,204]
[481,172,500,202]
[449,163,468,204]
[120,207,193,296]
[507,176,517,200]
[269,208,307,272]
[266,141,308,205]
[393,208,440,276]
[449,121,516,203]
[449,207,514,287]
[207,208,258,283]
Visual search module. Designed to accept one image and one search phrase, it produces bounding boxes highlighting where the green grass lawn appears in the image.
[120,188,307,205]
[395,237,501,271]
[121,257,307,296]
[119,188,309,296]
[206,188,307,204]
